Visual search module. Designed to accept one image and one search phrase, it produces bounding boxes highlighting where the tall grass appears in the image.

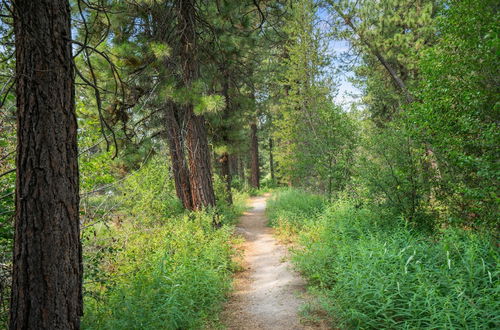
[268,189,500,329]
[82,213,236,329]
[266,189,325,240]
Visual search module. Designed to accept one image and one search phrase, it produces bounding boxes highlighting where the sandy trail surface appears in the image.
[220,194,324,330]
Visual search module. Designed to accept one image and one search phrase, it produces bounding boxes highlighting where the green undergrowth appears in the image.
[81,157,249,329]
[267,189,500,329]
[82,213,236,329]
[267,189,325,241]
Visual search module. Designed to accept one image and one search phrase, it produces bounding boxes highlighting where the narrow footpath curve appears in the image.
[221,194,322,330]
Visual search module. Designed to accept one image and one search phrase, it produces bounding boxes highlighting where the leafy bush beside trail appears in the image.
[81,157,247,329]
[267,189,500,329]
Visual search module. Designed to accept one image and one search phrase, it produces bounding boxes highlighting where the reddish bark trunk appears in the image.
[250,121,260,189]
[177,0,216,210]
[185,111,216,209]
[165,104,193,210]
[11,0,82,328]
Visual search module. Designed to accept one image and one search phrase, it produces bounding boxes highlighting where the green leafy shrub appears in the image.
[260,175,279,190]
[82,156,240,329]
[210,173,250,226]
[230,176,244,191]
[407,0,499,229]
[118,157,184,223]
[353,122,436,230]
[270,189,500,328]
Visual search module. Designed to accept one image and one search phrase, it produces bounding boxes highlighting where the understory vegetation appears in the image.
[81,156,246,329]
[268,189,499,328]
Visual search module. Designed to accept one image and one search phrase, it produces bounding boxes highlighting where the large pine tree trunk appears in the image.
[11,0,82,328]
[177,0,216,209]
[165,104,193,210]
[249,121,260,189]
[185,112,216,209]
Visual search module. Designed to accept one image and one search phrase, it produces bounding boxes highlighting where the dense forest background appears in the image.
[0,0,498,328]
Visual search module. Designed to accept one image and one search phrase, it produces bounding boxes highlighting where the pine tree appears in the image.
[325,0,438,121]
[10,0,82,328]
[273,0,357,195]
[176,0,216,209]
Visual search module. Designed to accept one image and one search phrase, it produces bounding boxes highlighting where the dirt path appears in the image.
[220,194,321,330]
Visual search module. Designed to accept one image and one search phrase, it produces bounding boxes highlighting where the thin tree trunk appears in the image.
[238,155,245,182]
[165,103,193,210]
[11,0,82,328]
[269,137,275,183]
[249,121,260,189]
[217,70,233,204]
[229,154,238,178]
[177,0,216,210]
[218,152,233,204]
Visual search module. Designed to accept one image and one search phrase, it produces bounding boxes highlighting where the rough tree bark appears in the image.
[165,103,193,210]
[185,111,216,209]
[249,120,260,189]
[177,0,216,209]
[10,0,82,328]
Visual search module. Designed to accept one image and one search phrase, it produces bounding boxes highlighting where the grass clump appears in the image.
[266,189,325,241]
[268,189,500,329]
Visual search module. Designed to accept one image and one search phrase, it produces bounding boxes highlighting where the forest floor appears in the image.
[219,194,328,329]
